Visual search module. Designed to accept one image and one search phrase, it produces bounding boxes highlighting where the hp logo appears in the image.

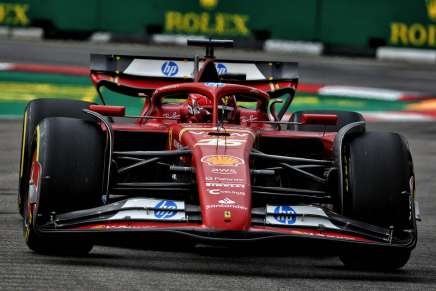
[273,206,297,225]
[161,61,179,77]
[154,200,177,219]
[215,63,228,75]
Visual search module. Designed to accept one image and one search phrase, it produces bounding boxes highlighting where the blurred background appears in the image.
[2,0,435,51]
[0,0,435,119]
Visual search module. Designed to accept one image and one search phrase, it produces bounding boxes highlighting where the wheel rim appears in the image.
[24,149,40,242]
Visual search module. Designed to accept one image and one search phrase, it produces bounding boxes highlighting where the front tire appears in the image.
[19,99,94,216]
[340,132,415,270]
[24,117,104,255]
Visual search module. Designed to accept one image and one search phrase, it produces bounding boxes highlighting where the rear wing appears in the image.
[90,54,299,94]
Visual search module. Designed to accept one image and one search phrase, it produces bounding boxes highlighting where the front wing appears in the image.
[35,197,417,252]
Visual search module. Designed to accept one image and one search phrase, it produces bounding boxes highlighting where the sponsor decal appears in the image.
[205,176,243,182]
[206,182,245,188]
[427,0,436,21]
[211,168,237,175]
[200,0,218,10]
[154,200,178,219]
[273,206,297,225]
[165,1,250,37]
[0,3,29,26]
[204,82,225,87]
[240,115,258,122]
[215,63,228,75]
[163,112,180,119]
[229,132,249,137]
[206,204,248,210]
[389,1,436,47]
[208,189,221,195]
[390,22,436,47]
[266,205,339,229]
[224,210,232,219]
[190,131,248,137]
[161,61,179,76]
[201,155,244,166]
[195,138,246,147]
[178,127,255,140]
[207,188,245,196]
[218,197,235,204]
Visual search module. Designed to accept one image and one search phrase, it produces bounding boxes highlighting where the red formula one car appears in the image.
[18,40,418,269]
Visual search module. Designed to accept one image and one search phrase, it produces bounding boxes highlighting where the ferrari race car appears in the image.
[18,40,418,270]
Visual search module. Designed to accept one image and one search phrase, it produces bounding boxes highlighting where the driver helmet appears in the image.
[185,94,211,122]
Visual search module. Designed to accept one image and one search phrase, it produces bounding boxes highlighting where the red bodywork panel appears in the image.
[89,105,126,117]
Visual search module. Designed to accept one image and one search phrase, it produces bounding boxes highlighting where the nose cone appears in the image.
[176,126,254,231]
[195,151,252,231]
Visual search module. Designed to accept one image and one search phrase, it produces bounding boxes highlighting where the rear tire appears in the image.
[24,117,104,255]
[18,99,94,216]
[340,132,415,270]
[289,110,364,132]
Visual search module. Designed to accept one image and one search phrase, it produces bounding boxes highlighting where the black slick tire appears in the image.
[18,99,93,216]
[339,132,415,270]
[24,117,104,255]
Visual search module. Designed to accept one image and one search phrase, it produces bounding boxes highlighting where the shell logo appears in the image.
[201,155,244,167]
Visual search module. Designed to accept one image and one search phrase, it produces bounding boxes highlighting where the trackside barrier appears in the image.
[0,0,435,51]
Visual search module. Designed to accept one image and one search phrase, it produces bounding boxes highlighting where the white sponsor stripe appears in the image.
[108,198,186,221]
[110,210,185,221]
[124,59,193,78]
[318,86,405,101]
[124,59,266,80]
[210,62,265,80]
[122,198,185,209]
[266,205,339,229]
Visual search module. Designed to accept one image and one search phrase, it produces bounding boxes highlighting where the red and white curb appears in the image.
[363,111,436,122]
[298,84,434,102]
[0,62,88,76]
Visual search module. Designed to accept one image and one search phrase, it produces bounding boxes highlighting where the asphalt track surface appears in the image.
[0,39,436,290]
